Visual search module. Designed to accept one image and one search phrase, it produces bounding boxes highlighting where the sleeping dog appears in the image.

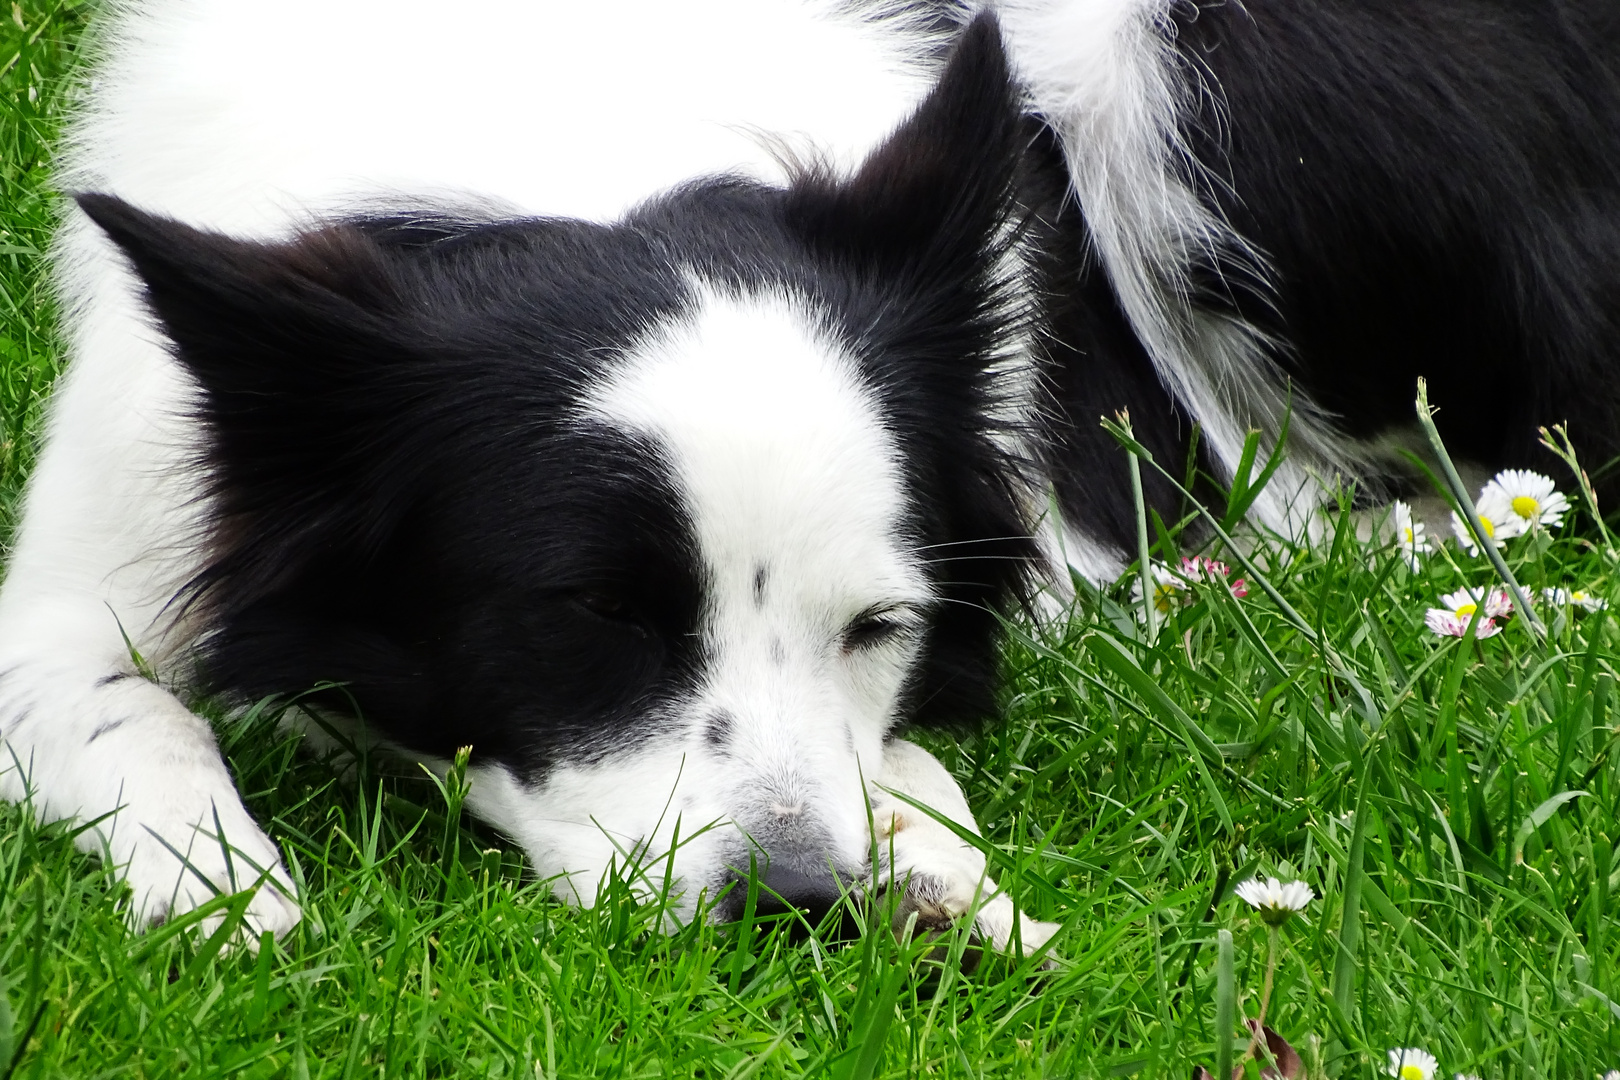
[1,0,1615,945]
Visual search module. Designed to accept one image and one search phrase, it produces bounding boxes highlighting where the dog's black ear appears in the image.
[75,193,424,605]
[75,192,403,397]
[784,11,1024,288]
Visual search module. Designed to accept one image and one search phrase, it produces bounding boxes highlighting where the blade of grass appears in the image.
[1119,410,1159,642]
[1415,377,1543,638]
[1331,760,1373,1022]
[1082,631,1234,834]
[1215,928,1235,1080]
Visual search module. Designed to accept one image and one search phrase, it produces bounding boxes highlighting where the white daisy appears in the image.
[1232,876,1313,927]
[1542,586,1608,613]
[1483,468,1569,531]
[1454,1074,1481,1080]
[1130,562,1186,616]
[1426,587,1511,638]
[1603,1070,1620,1080]
[1390,500,1433,569]
[1451,487,1522,555]
[1386,1048,1438,1080]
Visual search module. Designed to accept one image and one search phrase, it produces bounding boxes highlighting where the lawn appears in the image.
[2,3,1618,1077]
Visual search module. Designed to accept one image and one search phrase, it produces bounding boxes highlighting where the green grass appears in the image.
[3,3,1620,1077]
[0,0,77,548]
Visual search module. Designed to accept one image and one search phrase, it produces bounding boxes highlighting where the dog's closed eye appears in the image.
[571,590,648,635]
[842,606,921,653]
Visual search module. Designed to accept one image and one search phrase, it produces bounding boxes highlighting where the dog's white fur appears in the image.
[0,0,1098,948]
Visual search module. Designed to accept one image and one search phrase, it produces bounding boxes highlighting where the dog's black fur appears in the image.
[1176,0,1620,489]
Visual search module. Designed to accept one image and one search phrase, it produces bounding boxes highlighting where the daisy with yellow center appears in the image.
[1386,1047,1438,1080]
[1233,876,1313,927]
[1130,562,1185,616]
[1390,500,1432,569]
[1452,485,1522,555]
[1442,587,1513,620]
[1542,586,1608,613]
[1483,468,1569,531]
[1426,587,1511,638]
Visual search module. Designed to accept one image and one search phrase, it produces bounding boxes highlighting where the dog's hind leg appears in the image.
[0,218,298,936]
[870,739,1059,959]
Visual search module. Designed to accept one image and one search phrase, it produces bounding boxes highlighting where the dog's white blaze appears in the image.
[503,288,930,911]
[993,0,1367,540]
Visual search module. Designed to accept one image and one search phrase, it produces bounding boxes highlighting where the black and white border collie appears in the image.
[0,0,1614,945]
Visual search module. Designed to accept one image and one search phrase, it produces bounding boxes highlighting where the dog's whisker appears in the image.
[918,554,1042,564]
[911,535,1039,553]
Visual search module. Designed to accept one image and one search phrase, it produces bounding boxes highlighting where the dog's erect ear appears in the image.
[75,192,403,398]
[75,193,425,606]
[784,11,1024,288]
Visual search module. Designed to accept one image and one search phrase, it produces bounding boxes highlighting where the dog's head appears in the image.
[79,16,1045,921]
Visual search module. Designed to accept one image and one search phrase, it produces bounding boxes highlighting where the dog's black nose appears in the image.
[753,864,844,925]
[719,861,857,937]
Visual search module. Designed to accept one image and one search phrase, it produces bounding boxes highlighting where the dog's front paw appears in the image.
[0,660,300,941]
[871,796,1059,961]
[114,787,300,940]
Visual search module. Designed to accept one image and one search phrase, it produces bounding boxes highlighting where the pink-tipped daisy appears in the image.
[1425,587,1511,638]
[1425,609,1500,639]
[1483,468,1569,531]
[1179,555,1248,598]
[1439,587,1513,620]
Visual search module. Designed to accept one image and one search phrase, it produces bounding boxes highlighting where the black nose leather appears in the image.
[753,865,844,925]
[720,860,855,937]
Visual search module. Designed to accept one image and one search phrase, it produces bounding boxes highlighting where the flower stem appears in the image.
[1119,410,1158,643]
[1414,378,1543,638]
[1246,925,1280,1064]
[1538,422,1615,551]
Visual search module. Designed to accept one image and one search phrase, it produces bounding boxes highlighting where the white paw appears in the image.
[113,783,300,939]
[964,893,1061,957]
[70,685,307,939]
[0,660,302,941]
[869,788,1059,961]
